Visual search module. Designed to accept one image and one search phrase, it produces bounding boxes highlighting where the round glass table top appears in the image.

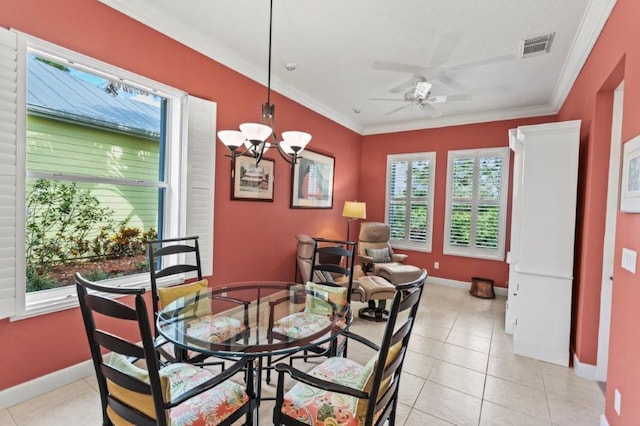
[156,281,350,357]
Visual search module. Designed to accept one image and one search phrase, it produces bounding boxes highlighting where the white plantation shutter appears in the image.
[185,96,215,276]
[0,28,22,319]
[385,152,435,252]
[444,148,509,260]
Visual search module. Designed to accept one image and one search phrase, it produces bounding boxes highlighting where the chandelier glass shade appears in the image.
[217,0,311,165]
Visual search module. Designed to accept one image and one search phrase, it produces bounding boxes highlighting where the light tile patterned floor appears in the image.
[0,283,605,425]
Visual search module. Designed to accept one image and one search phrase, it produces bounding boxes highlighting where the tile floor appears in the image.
[0,283,605,425]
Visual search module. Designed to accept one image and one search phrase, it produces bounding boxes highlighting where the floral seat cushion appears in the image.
[187,314,247,343]
[280,357,369,426]
[272,312,331,339]
[163,363,248,426]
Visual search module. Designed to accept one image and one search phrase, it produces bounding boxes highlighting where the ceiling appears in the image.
[99,0,616,135]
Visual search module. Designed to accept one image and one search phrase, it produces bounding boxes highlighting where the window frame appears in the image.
[7,33,213,320]
[443,147,510,261]
[384,152,436,253]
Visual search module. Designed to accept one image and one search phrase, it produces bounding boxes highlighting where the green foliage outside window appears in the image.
[26,179,156,292]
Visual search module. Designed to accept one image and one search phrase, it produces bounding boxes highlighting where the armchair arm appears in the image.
[167,355,254,407]
[391,253,408,263]
[274,363,369,399]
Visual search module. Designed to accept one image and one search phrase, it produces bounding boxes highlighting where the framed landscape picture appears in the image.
[291,150,334,209]
[231,155,275,202]
[621,134,640,212]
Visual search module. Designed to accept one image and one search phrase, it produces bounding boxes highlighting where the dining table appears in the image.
[156,280,352,421]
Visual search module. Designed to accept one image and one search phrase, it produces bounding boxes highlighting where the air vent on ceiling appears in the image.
[519,33,555,59]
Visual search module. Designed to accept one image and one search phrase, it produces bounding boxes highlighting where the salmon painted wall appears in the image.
[557,0,640,423]
[0,0,361,390]
[360,116,554,287]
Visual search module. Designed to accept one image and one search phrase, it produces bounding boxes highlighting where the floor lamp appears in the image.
[342,201,367,242]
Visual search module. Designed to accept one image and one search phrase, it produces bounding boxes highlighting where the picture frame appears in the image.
[291,149,335,209]
[621,134,640,213]
[231,155,275,202]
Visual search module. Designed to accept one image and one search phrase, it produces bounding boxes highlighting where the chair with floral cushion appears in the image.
[147,236,250,363]
[266,238,356,383]
[273,269,427,426]
[75,272,256,426]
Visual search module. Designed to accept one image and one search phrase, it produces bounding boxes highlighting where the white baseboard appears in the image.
[600,414,610,426]
[573,352,598,381]
[427,276,508,297]
[0,359,94,409]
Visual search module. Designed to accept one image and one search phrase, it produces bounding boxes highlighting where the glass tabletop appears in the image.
[156,281,351,357]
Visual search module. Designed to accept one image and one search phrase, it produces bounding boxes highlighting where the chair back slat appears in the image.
[107,396,157,426]
[102,364,152,394]
[390,319,412,347]
[85,294,138,321]
[94,331,145,359]
[152,243,197,257]
[154,264,200,279]
[398,287,422,311]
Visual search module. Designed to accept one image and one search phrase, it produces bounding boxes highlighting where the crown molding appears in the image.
[362,104,557,135]
[99,0,616,137]
[549,0,618,110]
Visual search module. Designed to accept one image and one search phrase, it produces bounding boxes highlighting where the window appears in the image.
[443,148,509,260]
[0,29,215,319]
[385,152,436,252]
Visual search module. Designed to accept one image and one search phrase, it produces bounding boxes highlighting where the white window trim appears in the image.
[3,32,215,320]
[384,152,436,253]
[443,147,509,261]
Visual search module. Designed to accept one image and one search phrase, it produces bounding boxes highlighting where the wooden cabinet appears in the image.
[505,120,580,366]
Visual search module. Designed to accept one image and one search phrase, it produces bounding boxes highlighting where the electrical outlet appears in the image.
[614,389,621,415]
[221,291,228,297]
[434,262,440,270]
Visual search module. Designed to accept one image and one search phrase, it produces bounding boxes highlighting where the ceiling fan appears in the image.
[372,31,516,94]
[369,77,472,117]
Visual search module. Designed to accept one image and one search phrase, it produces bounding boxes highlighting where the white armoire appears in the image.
[505,120,580,366]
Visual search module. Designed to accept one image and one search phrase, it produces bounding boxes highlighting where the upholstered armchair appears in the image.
[357,222,408,275]
[295,233,397,322]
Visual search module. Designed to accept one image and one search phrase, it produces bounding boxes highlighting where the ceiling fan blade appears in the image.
[389,77,424,94]
[430,31,462,66]
[445,94,472,102]
[384,105,410,116]
[437,74,467,91]
[429,94,472,103]
[420,103,442,117]
[449,53,518,70]
[368,97,404,102]
[372,60,426,75]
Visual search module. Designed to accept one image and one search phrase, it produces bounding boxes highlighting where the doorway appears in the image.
[596,81,624,382]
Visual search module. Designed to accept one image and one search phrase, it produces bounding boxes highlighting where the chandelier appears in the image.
[217,0,311,165]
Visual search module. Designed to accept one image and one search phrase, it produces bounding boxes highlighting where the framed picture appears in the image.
[621,134,640,212]
[291,149,335,208]
[231,155,275,202]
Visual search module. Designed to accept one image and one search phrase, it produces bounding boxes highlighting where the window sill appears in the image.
[12,275,184,321]
[443,248,505,262]
[390,243,432,253]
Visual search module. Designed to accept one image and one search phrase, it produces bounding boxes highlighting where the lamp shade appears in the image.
[217,130,246,149]
[281,131,311,153]
[342,201,367,219]
[239,123,273,142]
